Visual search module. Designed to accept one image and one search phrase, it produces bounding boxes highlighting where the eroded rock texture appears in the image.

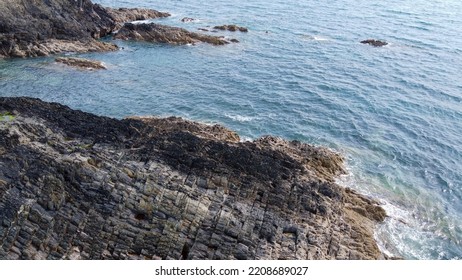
[213,25,248,32]
[55,57,107,70]
[114,23,232,45]
[0,0,169,58]
[0,97,386,260]
[360,39,388,47]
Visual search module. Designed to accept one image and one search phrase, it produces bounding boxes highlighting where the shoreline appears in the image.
[0,97,387,259]
[0,0,235,59]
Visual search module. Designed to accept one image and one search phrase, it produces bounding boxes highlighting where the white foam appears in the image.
[225,114,256,122]
[239,136,254,143]
[301,34,330,41]
[130,19,153,24]
[313,36,329,41]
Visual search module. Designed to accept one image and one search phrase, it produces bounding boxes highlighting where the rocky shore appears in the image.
[0,97,386,260]
[0,0,226,58]
[114,23,231,45]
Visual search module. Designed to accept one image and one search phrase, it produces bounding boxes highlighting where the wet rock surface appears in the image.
[114,23,231,45]
[360,39,388,47]
[0,97,386,260]
[214,25,249,32]
[55,57,106,70]
[0,0,168,58]
[105,8,170,30]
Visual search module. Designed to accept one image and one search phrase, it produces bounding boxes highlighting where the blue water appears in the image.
[1,0,462,259]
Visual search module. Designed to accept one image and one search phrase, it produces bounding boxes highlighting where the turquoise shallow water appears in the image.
[1,0,462,259]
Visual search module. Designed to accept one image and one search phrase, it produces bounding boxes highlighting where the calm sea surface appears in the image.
[1,0,461,259]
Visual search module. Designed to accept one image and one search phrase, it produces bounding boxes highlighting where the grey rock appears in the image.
[114,23,231,45]
[55,57,107,70]
[360,39,388,47]
[0,97,387,260]
[0,0,169,58]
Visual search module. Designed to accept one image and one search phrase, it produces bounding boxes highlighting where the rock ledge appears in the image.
[0,97,386,260]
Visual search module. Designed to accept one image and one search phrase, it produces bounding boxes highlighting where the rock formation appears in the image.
[214,25,249,32]
[114,23,232,45]
[0,97,386,260]
[181,17,197,23]
[105,8,170,30]
[55,57,107,70]
[360,39,388,47]
[0,0,169,58]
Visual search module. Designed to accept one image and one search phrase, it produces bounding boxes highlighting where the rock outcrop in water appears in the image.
[181,17,197,23]
[114,23,232,45]
[0,0,169,58]
[55,57,107,70]
[360,39,388,47]
[214,25,249,32]
[0,97,386,260]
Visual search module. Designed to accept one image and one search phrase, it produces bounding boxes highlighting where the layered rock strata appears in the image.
[0,97,386,260]
[114,23,231,45]
[0,0,169,58]
[55,57,107,70]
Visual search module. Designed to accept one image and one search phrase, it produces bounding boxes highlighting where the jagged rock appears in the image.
[360,39,388,47]
[0,0,169,58]
[55,57,106,70]
[114,23,230,45]
[214,25,248,32]
[0,97,387,260]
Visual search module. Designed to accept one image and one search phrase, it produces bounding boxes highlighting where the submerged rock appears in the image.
[214,25,249,32]
[360,39,388,47]
[0,97,387,260]
[114,23,231,45]
[55,57,106,70]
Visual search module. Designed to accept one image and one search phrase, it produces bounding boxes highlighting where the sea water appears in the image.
[1,0,461,259]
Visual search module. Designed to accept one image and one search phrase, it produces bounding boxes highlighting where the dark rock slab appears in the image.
[55,57,106,70]
[114,23,231,45]
[214,25,248,32]
[360,39,388,47]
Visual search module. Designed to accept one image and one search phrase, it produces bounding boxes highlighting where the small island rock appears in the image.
[214,25,248,32]
[55,57,107,70]
[360,39,388,47]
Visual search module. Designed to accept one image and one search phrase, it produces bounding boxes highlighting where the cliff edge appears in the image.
[0,97,386,260]
[0,0,169,57]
